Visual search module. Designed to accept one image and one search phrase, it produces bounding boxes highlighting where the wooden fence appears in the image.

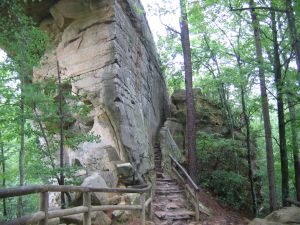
[286,198,300,207]
[169,154,201,221]
[0,183,152,225]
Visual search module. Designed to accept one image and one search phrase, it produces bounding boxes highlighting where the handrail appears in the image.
[286,198,300,207]
[0,183,152,225]
[169,154,200,221]
[169,154,199,191]
[0,183,151,198]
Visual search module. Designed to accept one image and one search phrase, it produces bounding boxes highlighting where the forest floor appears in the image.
[193,189,250,225]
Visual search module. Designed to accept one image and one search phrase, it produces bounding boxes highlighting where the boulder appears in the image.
[69,143,120,187]
[249,207,300,225]
[265,207,300,224]
[79,173,109,205]
[61,211,111,225]
[48,218,60,225]
[91,211,112,225]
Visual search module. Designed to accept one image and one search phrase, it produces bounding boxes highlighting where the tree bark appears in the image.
[241,85,258,215]
[17,47,26,217]
[287,99,300,201]
[270,2,289,206]
[57,61,65,209]
[179,0,197,181]
[286,0,300,82]
[249,0,277,211]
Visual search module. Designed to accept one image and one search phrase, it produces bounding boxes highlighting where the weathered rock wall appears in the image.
[30,0,169,186]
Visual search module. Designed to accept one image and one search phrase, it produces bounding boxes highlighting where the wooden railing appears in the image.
[286,198,300,207]
[169,154,200,221]
[0,183,152,225]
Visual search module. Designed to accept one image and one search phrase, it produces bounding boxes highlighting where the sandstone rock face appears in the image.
[30,0,169,186]
[171,89,224,136]
[170,89,261,212]
[159,125,184,173]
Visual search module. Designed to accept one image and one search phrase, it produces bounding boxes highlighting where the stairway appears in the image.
[153,143,196,225]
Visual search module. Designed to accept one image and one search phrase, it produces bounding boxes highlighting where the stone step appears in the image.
[154,210,195,220]
[156,177,173,181]
[156,190,184,195]
[156,187,183,192]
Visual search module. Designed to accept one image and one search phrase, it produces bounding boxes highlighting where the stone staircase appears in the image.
[153,143,196,225]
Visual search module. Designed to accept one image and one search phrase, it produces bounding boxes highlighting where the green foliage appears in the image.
[209,170,248,209]
[197,131,250,209]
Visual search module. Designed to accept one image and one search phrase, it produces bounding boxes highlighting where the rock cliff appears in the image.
[28,0,169,187]
[162,89,261,212]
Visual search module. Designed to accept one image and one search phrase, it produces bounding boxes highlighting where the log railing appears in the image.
[0,183,152,225]
[169,154,200,221]
[286,198,300,207]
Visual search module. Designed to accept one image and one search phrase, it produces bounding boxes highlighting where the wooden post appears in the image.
[38,192,49,225]
[83,192,91,225]
[195,190,199,221]
[140,193,145,225]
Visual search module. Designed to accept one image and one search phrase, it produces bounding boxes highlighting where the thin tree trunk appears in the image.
[240,74,258,215]
[286,0,300,81]
[249,0,277,211]
[57,61,65,209]
[203,35,235,138]
[287,99,300,201]
[278,15,300,202]
[17,66,25,218]
[0,132,7,217]
[241,86,258,215]
[179,0,197,181]
[33,104,58,177]
[270,3,289,206]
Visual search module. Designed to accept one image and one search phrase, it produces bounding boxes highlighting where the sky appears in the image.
[140,0,179,42]
[0,49,6,62]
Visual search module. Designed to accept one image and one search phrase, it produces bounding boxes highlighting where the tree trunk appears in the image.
[17,66,25,218]
[286,0,300,81]
[241,85,258,215]
[270,3,289,206]
[179,0,197,181]
[287,99,300,201]
[278,11,300,203]
[57,61,65,209]
[249,0,277,211]
[0,132,7,217]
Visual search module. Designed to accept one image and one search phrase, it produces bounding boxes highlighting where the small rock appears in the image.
[48,218,60,225]
[91,211,112,225]
[116,163,134,178]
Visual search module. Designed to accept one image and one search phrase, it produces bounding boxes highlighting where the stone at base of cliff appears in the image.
[249,207,300,225]
[62,211,111,225]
